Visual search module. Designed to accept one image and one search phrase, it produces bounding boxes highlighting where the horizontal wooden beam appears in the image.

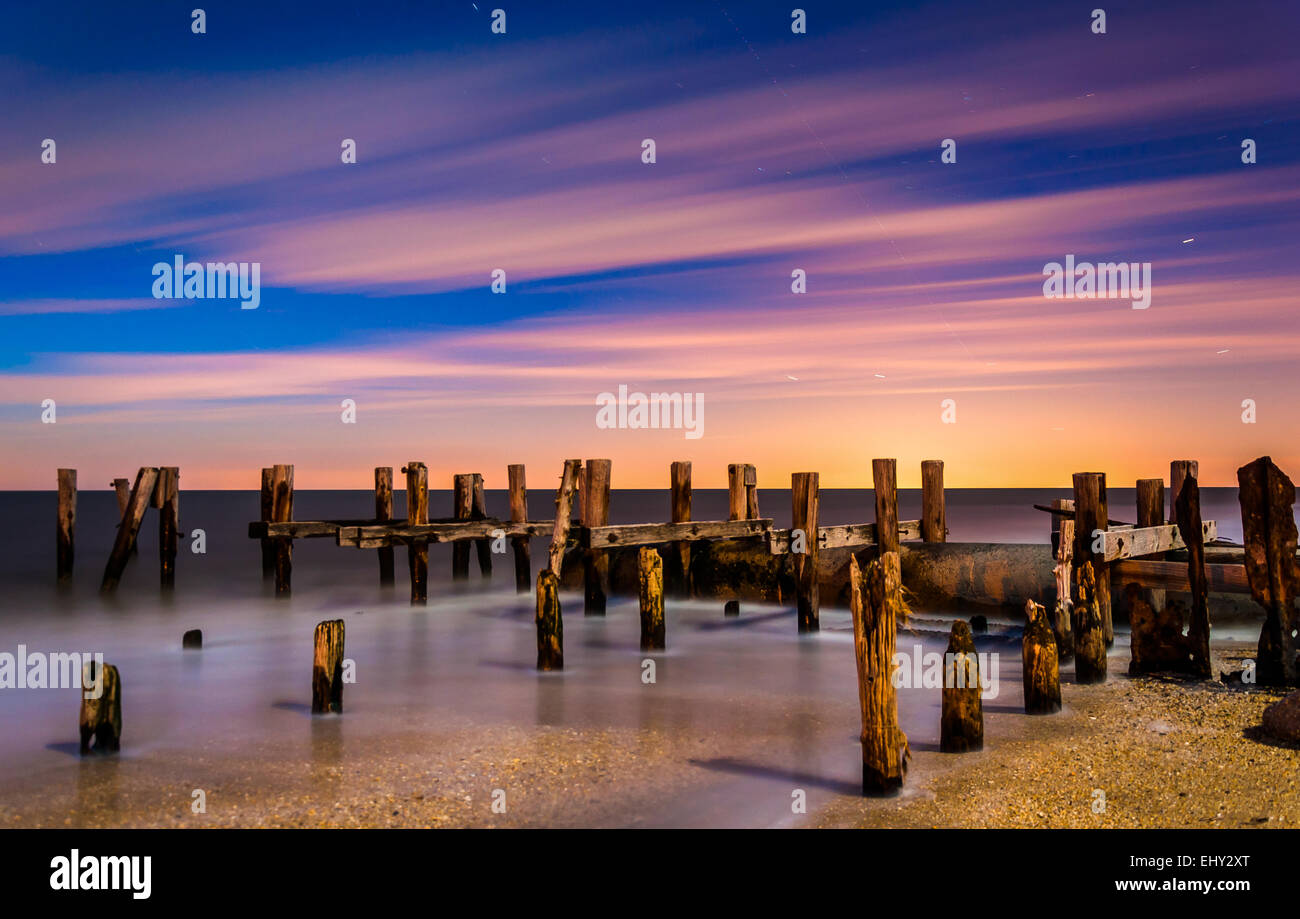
[1112,559,1248,594]
[1102,521,1216,562]
[338,519,555,549]
[768,520,922,554]
[579,518,772,549]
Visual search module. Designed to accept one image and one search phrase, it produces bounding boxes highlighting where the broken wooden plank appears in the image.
[337,519,556,548]
[101,467,159,592]
[1102,520,1217,561]
[581,518,772,550]
[767,520,922,554]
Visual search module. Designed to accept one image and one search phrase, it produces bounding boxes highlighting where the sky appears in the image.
[2,0,1298,490]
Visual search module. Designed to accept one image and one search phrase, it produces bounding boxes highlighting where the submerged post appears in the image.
[101,467,159,592]
[638,547,665,651]
[536,459,581,670]
[1072,472,1111,646]
[270,464,294,595]
[79,660,121,755]
[791,472,820,632]
[921,460,945,543]
[157,467,179,588]
[850,553,909,795]
[873,458,899,555]
[669,461,692,597]
[312,619,345,714]
[405,462,429,604]
[452,474,473,581]
[374,467,395,586]
[940,620,983,752]
[508,464,530,593]
[259,467,275,578]
[112,477,136,556]
[1022,600,1062,714]
[471,473,492,577]
[56,468,76,582]
[1237,456,1299,686]
[1136,477,1166,609]
[583,459,611,615]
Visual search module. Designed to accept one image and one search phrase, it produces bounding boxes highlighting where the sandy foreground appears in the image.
[3,642,1295,829]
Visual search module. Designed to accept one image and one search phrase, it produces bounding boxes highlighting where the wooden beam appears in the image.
[921,460,945,543]
[337,519,555,549]
[101,467,159,592]
[767,520,922,554]
[1102,520,1217,561]
[508,464,530,594]
[582,518,772,549]
[1112,559,1249,593]
[56,468,76,582]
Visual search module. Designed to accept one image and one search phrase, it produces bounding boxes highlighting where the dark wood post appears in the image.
[471,474,492,577]
[56,468,76,581]
[669,461,692,597]
[452,474,473,581]
[582,459,611,615]
[727,464,746,521]
[1237,456,1299,686]
[638,547,665,650]
[791,472,820,632]
[940,619,983,752]
[270,464,294,595]
[374,467,395,586]
[312,619,345,714]
[1169,461,1198,526]
[79,661,121,754]
[744,464,759,519]
[921,460,945,543]
[1175,476,1211,678]
[1072,472,1111,645]
[536,459,581,671]
[1073,561,1107,683]
[1051,517,1074,660]
[259,467,275,578]
[405,462,429,604]
[1022,600,1061,713]
[873,458,899,555]
[545,460,581,577]
[508,464,530,593]
[112,477,136,557]
[158,467,179,588]
[101,467,159,592]
[850,553,909,794]
[1136,477,1166,608]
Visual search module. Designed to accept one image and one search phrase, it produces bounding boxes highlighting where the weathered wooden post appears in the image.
[374,467,395,586]
[101,467,159,592]
[79,660,121,755]
[452,474,473,581]
[112,477,136,557]
[724,600,740,617]
[183,629,202,649]
[873,458,900,555]
[669,461,692,597]
[744,464,759,520]
[259,467,275,578]
[638,547,665,651]
[1136,477,1166,610]
[1022,600,1061,713]
[1072,472,1112,645]
[270,464,294,595]
[921,460,945,543]
[537,459,581,671]
[1169,460,1198,528]
[582,459,611,615]
[1051,518,1074,661]
[940,620,983,752]
[508,464,530,593]
[471,473,492,577]
[312,619,345,714]
[727,464,746,521]
[157,467,179,588]
[1237,456,1298,686]
[405,462,429,604]
[1073,561,1107,683]
[56,468,76,581]
[850,553,909,795]
[791,472,820,632]
[1175,475,1211,679]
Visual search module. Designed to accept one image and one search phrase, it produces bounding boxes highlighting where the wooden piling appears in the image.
[259,467,275,578]
[1073,560,1107,684]
[405,462,429,604]
[157,467,179,588]
[508,464,530,594]
[270,464,294,595]
[921,460,945,543]
[374,467,395,586]
[727,464,748,521]
[1172,473,1211,679]
[873,458,899,555]
[850,553,909,795]
[536,569,564,671]
[669,461,692,597]
[1169,460,1198,526]
[791,472,820,632]
[940,620,983,752]
[112,477,136,557]
[1237,456,1299,686]
[311,619,345,714]
[79,661,121,755]
[582,459,611,615]
[1051,518,1074,661]
[638,547,665,651]
[1022,600,1061,714]
[724,600,740,617]
[452,474,473,581]
[56,468,76,581]
[471,474,492,577]
[182,629,202,650]
[1136,477,1166,610]
[101,467,159,592]
[744,464,759,520]
[545,459,582,577]
[1072,472,1112,645]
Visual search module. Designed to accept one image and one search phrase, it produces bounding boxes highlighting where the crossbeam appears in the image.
[580,519,772,549]
[1101,521,1216,562]
[337,519,555,549]
[767,520,922,554]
